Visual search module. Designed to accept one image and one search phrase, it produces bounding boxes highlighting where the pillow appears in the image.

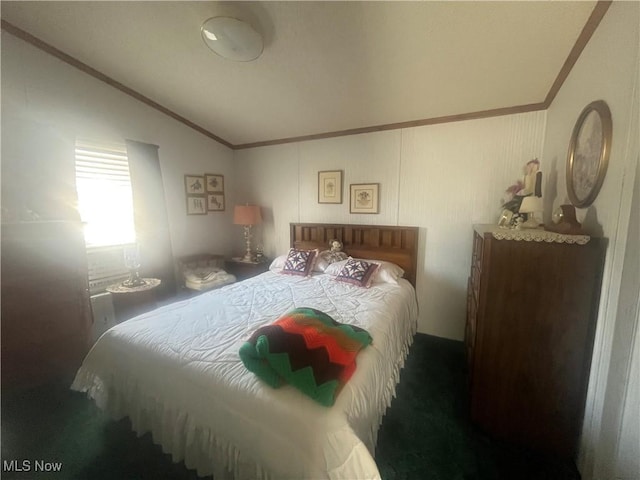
[334,257,380,288]
[314,249,348,273]
[281,248,318,276]
[324,259,347,276]
[313,254,330,273]
[373,261,405,284]
[269,254,287,272]
[325,258,404,284]
[271,250,328,273]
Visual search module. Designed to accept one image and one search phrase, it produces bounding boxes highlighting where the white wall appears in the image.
[233,142,300,257]
[539,2,640,479]
[1,32,235,259]
[614,159,639,480]
[235,111,547,339]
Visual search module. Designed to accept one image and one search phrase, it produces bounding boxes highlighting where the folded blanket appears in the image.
[184,267,224,283]
[239,307,372,406]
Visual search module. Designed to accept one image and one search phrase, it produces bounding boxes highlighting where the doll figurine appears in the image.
[517,159,541,196]
[330,239,343,252]
[325,239,347,263]
[502,159,542,216]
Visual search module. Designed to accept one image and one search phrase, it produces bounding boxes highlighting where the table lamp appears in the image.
[122,244,146,287]
[519,196,543,229]
[234,205,262,262]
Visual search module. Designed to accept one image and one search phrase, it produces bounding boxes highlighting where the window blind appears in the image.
[75,140,136,293]
[74,140,136,248]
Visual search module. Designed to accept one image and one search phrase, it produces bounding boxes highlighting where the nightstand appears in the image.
[225,259,269,281]
[106,278,161,322]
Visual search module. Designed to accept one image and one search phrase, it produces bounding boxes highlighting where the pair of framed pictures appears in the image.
[185,174,224,215]
[318,170,380,214]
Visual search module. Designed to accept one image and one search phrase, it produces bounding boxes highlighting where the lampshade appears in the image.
[519,196,543,214]
[519,196,543,229]
[201,17,263,62]
[234,205,262,226]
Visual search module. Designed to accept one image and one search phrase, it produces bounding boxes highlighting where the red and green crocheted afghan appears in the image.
[239,307,373,407]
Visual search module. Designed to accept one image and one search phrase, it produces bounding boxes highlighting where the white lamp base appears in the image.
[241,224,254,262]
[521,218,542,229]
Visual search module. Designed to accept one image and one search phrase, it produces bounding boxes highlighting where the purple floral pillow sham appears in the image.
[281,248,318,277]
[334,258,380,287]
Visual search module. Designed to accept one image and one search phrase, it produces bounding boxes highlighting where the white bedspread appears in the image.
[72,271,418,479]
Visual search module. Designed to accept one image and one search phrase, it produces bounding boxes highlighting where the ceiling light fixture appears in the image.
[201,16,263,62]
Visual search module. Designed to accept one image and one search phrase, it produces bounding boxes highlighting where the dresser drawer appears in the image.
[466,293,477,349]
[472,232,484,271]
[470,265,482,301]
[465,276,478,381]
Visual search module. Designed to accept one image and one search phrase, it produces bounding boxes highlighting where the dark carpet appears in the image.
[1,334,580,479]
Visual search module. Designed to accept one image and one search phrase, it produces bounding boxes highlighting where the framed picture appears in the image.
[350,183,379,214]
[566,100,612,208]
[185,175,205,195]
[207,193,225,212]
[318,170,343,204]
[186,195,207,215]
[205,174,224,193]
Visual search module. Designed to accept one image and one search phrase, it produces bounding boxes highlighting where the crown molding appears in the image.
[1,1,612,150]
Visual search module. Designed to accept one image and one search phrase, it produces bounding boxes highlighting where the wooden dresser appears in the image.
[466,225,606,459]
[1,221,92,388]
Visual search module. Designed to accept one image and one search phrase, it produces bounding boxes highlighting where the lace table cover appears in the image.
[489,226,590,244]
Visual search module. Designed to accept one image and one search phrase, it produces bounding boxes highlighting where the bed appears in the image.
[72,223,419,479]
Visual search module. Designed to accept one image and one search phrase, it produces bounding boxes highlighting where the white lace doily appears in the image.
[489,226,590,244]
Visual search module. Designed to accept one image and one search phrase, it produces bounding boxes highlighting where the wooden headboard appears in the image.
[290,223,419,287]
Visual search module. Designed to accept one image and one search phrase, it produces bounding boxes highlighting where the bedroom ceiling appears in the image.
[1,1,602,149]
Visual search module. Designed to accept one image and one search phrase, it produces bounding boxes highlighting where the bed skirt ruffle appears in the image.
[72,366,274,479]
[72,323,414,479]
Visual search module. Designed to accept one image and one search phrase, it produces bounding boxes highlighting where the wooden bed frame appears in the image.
[290,223,419,287]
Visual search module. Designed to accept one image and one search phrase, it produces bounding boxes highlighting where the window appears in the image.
[75,140,136,293]
[74,140,136,247]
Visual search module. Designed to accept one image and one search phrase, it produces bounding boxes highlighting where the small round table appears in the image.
[107,278,161,322]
